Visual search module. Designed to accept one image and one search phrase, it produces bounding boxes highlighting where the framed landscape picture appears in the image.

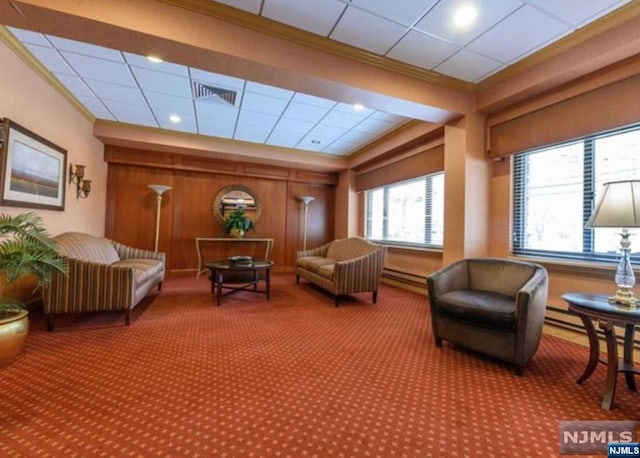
[0,118,67,211]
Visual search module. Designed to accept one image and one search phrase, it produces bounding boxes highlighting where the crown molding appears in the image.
[0,26,95,122]
[155,0,474,93]
[478,1,640,90]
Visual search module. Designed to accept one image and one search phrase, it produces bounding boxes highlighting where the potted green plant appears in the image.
[0,212,65,366]
[223,208,255,238]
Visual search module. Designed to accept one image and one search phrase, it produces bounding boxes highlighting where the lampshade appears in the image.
[148,184,172,196]
[585,180,640,228]
[297,196,315,205]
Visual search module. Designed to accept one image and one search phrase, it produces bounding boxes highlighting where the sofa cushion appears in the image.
[297,256,336,274]
[112,259,163,285]
[54,232,120,265]
[325,237,377,261]
[317,264,334,280]
[435,289,516,331]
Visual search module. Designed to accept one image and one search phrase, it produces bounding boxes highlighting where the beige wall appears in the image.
[0,39,106,236]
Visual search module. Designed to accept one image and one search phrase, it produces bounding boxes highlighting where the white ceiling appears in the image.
[217,0,632,82]
[6,0,633,157]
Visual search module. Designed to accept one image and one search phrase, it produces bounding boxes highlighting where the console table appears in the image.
[195,237,274,277]
[562,292,640,410]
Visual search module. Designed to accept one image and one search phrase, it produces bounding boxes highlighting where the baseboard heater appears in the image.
[381,268,427,289]
[545,304,640,350]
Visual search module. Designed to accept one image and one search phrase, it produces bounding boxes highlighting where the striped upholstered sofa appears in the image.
[42,232,165,331]
[296,237,386,306]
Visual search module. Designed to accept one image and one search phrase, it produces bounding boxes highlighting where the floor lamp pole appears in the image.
[149,185,171,252]
[297,196,315,251]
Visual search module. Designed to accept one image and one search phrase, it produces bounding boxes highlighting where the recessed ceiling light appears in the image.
[311,140,321,144]
[169,114,181,123]
[353,103,365,111]
[147,55,163,63]
[453,5,477,28]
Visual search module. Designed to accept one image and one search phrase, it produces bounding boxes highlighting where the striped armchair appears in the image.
[296,237,386,306]
[42,232,165,331]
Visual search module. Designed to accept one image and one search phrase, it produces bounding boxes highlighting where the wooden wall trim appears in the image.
[104,145,339,185]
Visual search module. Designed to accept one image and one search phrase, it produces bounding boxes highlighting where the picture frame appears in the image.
[0,118,67,211]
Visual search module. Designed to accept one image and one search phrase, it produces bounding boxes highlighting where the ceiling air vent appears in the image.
[192,81,237,107]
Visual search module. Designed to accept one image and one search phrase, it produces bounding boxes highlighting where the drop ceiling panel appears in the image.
[435,49,503,82]
[349,0,438,27]
[197,117,235,138]
[236,110,279,129]
[295,137,325,152]
[262,0,346,36]
[245,81,294,100]
[273,117,316,134]
[467,5,568,63]
[415,0,522,46]
[190,68,245,90]
[240,92,290,115]
[145,92,196,121]
[24,44,74,74]
[84,80,146,105]
[334,102,375,116]
[306,124,349,142]
[101,99,157,127]
[331,7,407,54]
[123,52,189,77]
[322,139,360,155]
[61,52,137,86]
[158,114,198,133]
[291,93,336,108]
[283,102,332,123]
[387,30,459,70]
[338,129,379,144]
[194,101,239,121]
[353,117,399,135]
[320,110,368,130]
[528,0,630,27]
[77,96,114,120]
[267,128,306,148]
[8,28,49,46]
[48,36,124,62]
[131,66,192,98]
[235,123,274,143]
[55,74,95,98]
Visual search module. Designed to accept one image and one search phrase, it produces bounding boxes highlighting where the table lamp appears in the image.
[585,180,640,307]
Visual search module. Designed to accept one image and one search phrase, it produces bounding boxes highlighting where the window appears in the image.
[365,173,444,248]
[513,125,640,263]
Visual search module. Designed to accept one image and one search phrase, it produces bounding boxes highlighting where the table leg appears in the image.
[253,269,258,291]
[216,271,223,306]
[576,314,600,384]
[600,319,618,410]
[266,267,271,301]
[623,324,636,391]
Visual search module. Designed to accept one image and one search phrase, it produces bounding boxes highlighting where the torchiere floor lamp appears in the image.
[149,184,171,252]
[297,196,315,251]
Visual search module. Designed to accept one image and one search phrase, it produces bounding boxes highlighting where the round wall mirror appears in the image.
[212,184,262,228]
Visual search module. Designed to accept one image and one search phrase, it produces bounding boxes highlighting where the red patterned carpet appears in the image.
[0,274,638,457]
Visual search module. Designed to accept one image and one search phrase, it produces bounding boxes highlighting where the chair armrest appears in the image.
[112,241,165,264]
[42,256,136,313]
[333,248,386,293]
[297,242,330,259]
[515,266,548,318]
[426,260,469,300]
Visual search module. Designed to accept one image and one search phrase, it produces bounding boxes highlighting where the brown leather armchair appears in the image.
[426,258,548,375]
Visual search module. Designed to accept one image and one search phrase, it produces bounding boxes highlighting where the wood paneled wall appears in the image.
[104,146,337,273]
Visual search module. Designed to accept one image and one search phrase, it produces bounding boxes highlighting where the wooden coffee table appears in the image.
[562,292,640,410]
[205,259,273,306]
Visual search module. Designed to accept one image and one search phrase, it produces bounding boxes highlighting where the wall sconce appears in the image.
[69,163,91,199]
